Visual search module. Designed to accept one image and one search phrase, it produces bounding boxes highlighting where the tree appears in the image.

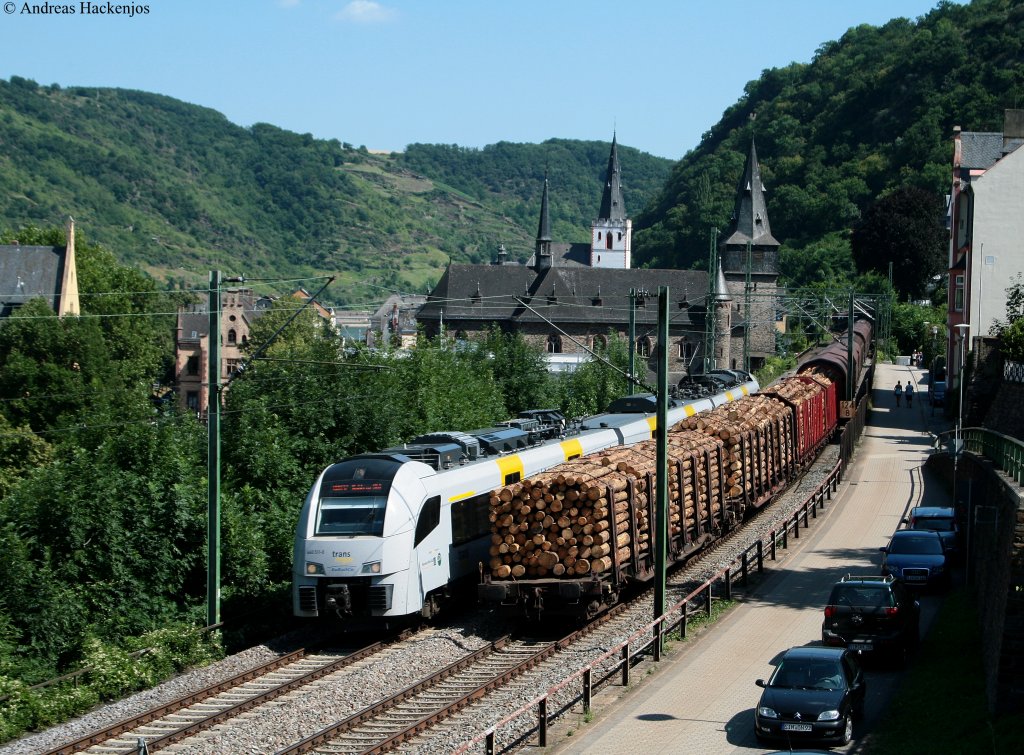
[481,327,556,415]
[850,187,947,299]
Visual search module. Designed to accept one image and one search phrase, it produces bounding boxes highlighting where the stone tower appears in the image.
[719,138,780,370]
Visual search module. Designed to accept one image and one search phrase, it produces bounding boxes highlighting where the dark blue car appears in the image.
[880,529,949,589]
[755,646,866,746]
[903,506,960,560]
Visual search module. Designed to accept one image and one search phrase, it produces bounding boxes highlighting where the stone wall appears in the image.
[928,451,1024,714]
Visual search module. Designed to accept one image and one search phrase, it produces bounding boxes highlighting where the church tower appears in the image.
[590,134,631,268]
[721,138,779,284]
[719,137,780,370]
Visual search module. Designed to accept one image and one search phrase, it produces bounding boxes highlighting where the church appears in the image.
[416,135,779,384]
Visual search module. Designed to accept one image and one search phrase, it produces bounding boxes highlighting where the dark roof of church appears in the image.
[597,134,626,221]
[524,242,591,268]
[0,244,70,314]
[418,263,708,327]
[723,139,780,249]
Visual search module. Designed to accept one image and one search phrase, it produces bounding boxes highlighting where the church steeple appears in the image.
[590,133,632,269]
[534,174,553,272]
[598,132,625,221]
[724,138,779,250]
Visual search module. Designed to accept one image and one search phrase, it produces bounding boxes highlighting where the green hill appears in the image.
[0,78,672,305]
[633,0,1024,284]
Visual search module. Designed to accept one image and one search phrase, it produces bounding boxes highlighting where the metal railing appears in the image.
[453,389,870,755]
[936,426,1024,486]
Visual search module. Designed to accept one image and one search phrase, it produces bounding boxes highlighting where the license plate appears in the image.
[850,642,873,652]
[782,723,813,732]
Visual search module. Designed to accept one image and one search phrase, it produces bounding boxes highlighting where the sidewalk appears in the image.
[543,362,953,755]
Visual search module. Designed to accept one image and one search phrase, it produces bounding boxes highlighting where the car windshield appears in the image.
[831,585,892,607]
[771,657,845,690]
[890,535,943,555]
[316,495,387,536]
[912,517,955,532]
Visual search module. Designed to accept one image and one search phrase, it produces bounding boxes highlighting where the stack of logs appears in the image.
[676,394,794,498]
[487,377,829,581]
[487,427,729,581]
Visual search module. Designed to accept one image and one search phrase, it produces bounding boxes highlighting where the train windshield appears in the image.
[315,496,387,536]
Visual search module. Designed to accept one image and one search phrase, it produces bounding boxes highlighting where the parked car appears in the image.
[754,646,866,746]
[903,506,960,560]
[880,529,949,590]
[929,380,947,407]
[821,574,919,663]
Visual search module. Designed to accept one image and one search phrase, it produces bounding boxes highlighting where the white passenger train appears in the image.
[293,375,759,623]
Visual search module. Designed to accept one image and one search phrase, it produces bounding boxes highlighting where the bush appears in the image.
[0,623,220,744]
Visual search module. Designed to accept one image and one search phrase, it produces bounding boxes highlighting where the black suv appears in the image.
[821,575,920,664]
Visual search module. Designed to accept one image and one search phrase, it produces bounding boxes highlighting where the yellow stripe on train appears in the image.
[561,438,583,461]
[448,490,477,503]
[496,454,525,483]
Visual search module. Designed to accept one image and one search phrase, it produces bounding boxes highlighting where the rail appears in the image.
[935,426,1024,485]
[452,460,846,755]
[452,389,870,754]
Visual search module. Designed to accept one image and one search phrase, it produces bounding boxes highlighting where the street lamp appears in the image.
[953,323,970,507]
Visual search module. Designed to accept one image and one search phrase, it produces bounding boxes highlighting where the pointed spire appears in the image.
[713,257,732,302]
[725,138,779,248]
[534,173,553,272]
[536,173,552,243]
[598,133,626,221]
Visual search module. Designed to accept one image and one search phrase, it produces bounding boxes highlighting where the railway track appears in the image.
[273,602,633,755]
[43,638,399,755]
[35,453,842,755]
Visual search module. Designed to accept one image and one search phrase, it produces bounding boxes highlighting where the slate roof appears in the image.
[959,132,1006,171]
[0,244,71,315]
[723,139,780,249]
[418,263,708,328]
[597,134,626,221]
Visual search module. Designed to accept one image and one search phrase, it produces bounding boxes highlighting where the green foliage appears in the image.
[0,624,218,742]
[850,187,947,298]
[755,355,798,386]
[1000,318,1024,362]
[0,81,670,301]
[635,0,1024,300]
[555,333,631,418]
[400,140,672,248]
[479,327,557,414]
[890,301,946,357]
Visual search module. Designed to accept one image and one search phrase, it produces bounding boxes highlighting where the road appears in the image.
[545,361,952,755]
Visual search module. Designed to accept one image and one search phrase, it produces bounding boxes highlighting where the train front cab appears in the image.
[293,454,429,621]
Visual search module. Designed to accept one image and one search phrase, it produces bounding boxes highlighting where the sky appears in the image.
[0,0,963,160]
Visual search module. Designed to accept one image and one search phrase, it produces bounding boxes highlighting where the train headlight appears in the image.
[305,561,325,575]
[361,560,382,574]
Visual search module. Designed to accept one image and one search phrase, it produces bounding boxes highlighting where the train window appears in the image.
[414,496,441,546]
[504,471,521,485]
[316,496,387,537]
[452,493,491,546]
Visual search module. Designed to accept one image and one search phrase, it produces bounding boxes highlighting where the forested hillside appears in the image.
[0,78,672,304]
[634,0,1024,287]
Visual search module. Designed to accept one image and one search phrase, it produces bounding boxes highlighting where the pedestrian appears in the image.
[905,382,914,408]
[894,381,903,407]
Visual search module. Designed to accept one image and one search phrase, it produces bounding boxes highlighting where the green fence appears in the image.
[937,427,1024,486]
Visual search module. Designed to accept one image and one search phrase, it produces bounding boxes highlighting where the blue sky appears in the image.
[0,0,961,159]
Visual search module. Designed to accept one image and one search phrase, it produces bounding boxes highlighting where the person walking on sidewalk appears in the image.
[894,381,903,407]
[905,382,914,408]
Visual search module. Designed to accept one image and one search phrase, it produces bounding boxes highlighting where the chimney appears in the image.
[1003,109,1024,147]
